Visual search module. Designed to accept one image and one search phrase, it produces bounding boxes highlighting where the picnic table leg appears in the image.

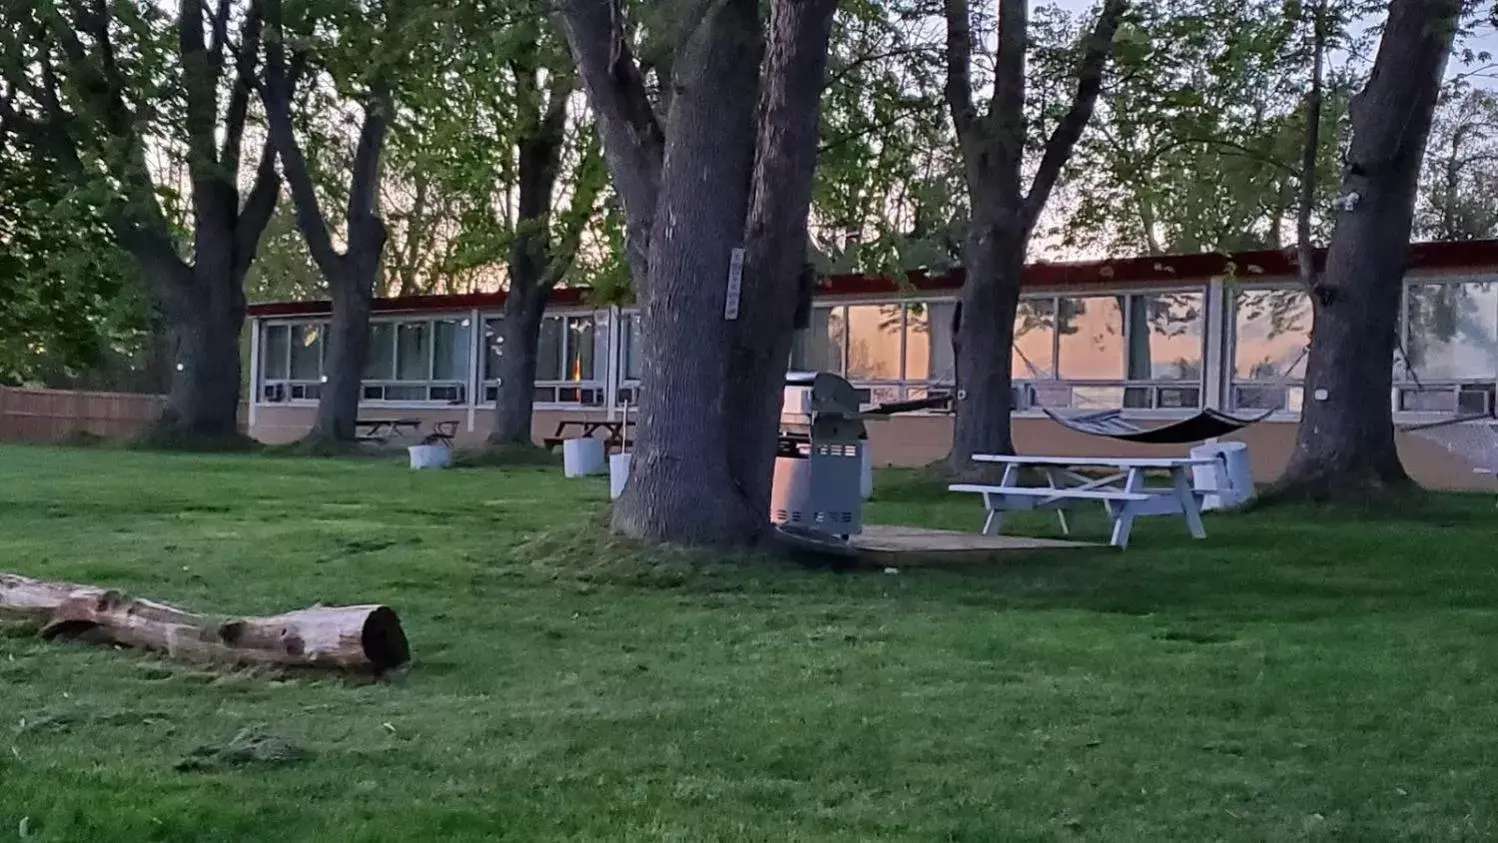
[1108,468,1147,549]
[979,465,1020,536]
[1044,467,1071,536]
[1171,467,1208,539]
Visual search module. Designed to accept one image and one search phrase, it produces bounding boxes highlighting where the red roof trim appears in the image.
[248,238,1498,318]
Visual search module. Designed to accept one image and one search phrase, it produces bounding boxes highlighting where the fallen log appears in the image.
[0,572,409,673]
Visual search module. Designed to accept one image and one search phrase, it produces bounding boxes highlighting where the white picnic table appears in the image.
[948,454,1225,549]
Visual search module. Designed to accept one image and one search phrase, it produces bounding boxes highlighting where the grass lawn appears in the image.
[2,445,1497,841]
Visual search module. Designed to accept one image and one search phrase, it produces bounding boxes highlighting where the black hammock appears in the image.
[1040,406,1277,445]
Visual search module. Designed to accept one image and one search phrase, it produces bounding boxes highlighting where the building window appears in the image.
[483,312,606,406]
[1400,279,1498,414]
[361,317,471,404]
[258,321,326,402]
[1017,290,1207,411]
[1230,287,1309,412]
[785,301,954,407]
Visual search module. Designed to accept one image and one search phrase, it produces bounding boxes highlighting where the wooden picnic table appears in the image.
[542,418,634,451]
[948,454,1224,549]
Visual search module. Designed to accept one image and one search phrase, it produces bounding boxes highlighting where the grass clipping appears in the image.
[175,725,308,772]
[501,512,787,590]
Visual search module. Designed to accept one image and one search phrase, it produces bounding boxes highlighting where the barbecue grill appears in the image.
[771,371,951,542]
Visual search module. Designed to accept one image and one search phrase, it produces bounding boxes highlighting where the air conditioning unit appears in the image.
[261,382,286,403]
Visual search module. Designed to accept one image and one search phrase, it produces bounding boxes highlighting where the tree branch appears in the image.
[1296,0,1326,292]
[221,0,265,176]
[206,0,233,82]
[942,0,976,139]
[261,0,341,278]
[347,81,393,227]
[558,0,664,284]
[233,137,281,282]
[1023,0,1128,222]
[178,0,221,215]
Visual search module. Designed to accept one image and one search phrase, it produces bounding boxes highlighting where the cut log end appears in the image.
[362,606,411,671]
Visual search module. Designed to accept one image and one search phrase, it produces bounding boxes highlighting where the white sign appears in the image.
[724,247,745,320]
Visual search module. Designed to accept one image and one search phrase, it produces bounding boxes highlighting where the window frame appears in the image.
[479,308,609,409]
[1018,285,1210,417]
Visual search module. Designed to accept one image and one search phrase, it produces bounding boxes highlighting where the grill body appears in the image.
[771,372,870,539]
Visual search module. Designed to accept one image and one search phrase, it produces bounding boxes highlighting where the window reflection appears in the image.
[845,305,904,380]
[1406,281,1498,380]
[1233,289,1309,381]
[1057,296,1125,380]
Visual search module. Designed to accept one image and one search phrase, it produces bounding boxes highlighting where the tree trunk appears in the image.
[721,0,840,520]
[490,70,568,446]
[311,268,374,444]
[489,281,548,444]
[1,572,409,673]
[949,220,1025,470]
[1274,0,1460,502]
[157,275,246,441]
[610,0,765,546]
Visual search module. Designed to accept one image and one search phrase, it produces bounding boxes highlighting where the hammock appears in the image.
[1040,406,1278,445]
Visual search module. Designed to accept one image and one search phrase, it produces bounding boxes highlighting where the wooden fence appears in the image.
[0,386,167,443]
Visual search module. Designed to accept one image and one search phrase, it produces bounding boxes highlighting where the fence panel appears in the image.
[0,386,167,443]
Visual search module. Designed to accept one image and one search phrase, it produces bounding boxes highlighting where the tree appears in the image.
[260,0,401,445]
[561,0,840,546]
[0,131,150,387]
[1058,0,1361,258]
[1274,0,1464,501]
[943,0,1129,470]
[393,4,606,446]
[0,0,281,444]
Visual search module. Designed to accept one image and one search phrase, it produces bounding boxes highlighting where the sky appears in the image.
[1046,0,1498,89]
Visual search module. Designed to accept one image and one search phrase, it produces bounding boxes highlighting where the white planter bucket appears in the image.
[407,443,451,471]
[1190,440,1255,511]
[609,452,632,500]
[563,438,607,478]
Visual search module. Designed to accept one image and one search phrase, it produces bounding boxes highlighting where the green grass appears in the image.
[2,445,1497,842]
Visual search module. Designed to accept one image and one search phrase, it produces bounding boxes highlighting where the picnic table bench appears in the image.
[542,419,634,452]
[356,418,460,447]
[355,418,422,444]
[948,454,1224,549]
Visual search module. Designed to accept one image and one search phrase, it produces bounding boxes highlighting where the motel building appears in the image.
[247,240,1498,491]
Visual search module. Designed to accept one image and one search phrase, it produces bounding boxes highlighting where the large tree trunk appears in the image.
[489,280,548,444]
[721,0,841,520]
[312,266,375,444]
[0,572,409,673]
[950,220,1026,469]
[610,0,765,545]
[155,269,247,441]
[1275,0,1460,501]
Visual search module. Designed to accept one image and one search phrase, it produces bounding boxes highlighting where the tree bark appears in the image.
[608,0,765,545]
[0,572,410,673]
[490,282,548,443]
[950,220,1025,468]
[1275,0,1461,502]
[722,0,841,522]
[155,266,246,440]
[313,272,374,443]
